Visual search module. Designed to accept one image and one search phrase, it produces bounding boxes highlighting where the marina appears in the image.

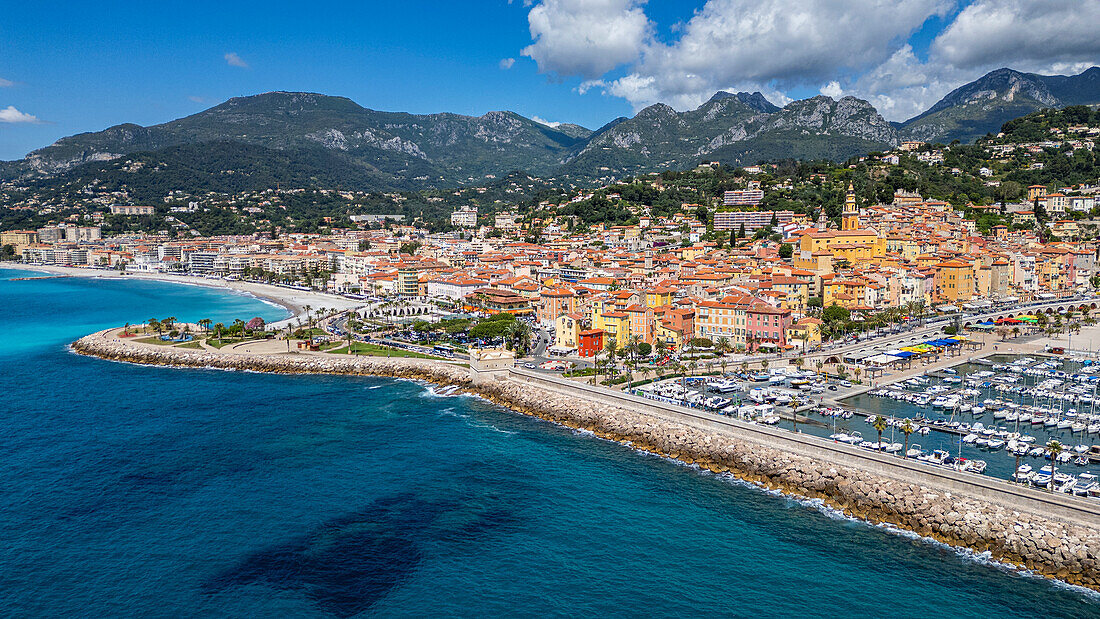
[633,352,1100,502]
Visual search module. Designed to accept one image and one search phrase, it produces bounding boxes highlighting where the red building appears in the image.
[578,329,605,358]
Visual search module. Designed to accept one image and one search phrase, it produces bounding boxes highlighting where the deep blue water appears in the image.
[2,266,1098,617]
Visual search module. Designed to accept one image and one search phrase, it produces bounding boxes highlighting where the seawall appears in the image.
[72,330,1100,591]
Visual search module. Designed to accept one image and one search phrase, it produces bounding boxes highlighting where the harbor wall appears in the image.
[71,330,1100,591]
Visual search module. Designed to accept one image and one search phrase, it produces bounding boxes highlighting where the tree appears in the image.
[198,318,212,333]
[147,318,162,334]
[603,337,618,383]
[1046,439,1062,493]
[637,342,652,357]
[872,415,888,451]
[715,336,731,356]
[505,320,533,356]
[900,418,914,459]
[790,397,800,431]
[778,243,793,260]
[822,304,851,324]
[213,322,225,345]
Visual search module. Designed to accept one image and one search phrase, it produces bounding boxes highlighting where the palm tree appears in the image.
[147,318,162,334]
[815,359,824,377]
[741,361,750,376]
[792,357,804,372]
[505,321,533,356]
[655,338,667,359]
[198,318,212,334]
[760,358,769,372]
[1047,439,1062,493]
[604,337,618,381]
[163,316,177,332]
[900,418,914,459]
[853,366,862,384]
[304,304,313,329]
[213,322,225,345]
[790,397,800,431]
[872,415,888,451]
[716,336,730,356]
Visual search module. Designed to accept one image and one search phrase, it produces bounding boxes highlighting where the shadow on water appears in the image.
[203,492,519,617]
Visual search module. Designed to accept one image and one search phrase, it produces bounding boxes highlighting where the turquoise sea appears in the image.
[1,266,1098,617]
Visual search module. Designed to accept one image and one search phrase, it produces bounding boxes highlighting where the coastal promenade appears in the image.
[72,326,1100,591]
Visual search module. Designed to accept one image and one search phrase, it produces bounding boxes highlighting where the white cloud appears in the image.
[522,0,651,79]
[526,0,949,112]
[224,52,249,68]
[845,1,1100,121]
[525,0,1100,121]
[499,57,516,70]
[0,77,13,87]
[932,0,1100,71]
[531,115,562,127]
[820,81,844,98]
[0,105,40,123]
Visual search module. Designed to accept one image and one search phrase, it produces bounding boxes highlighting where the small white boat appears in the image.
[1072,472,1098,496]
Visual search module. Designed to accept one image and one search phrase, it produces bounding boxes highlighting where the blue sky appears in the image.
[2,0,1098,161]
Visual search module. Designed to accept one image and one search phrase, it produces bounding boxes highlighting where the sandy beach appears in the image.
[3,263,363,327]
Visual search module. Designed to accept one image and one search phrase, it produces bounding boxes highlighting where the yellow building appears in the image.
[644,286,673,308]
[841,183,860,231]
[593,310,630,344]
[786,317,823,349]
[1,230,39,254]
[823,278,868,309]
[935,260,975,303]
[554,312,584,350]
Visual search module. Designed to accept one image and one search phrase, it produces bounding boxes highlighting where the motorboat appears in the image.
[1031,466,1053,488]
[1076,473,1100,496]
[918,449,950,465]
[905,444,924,459]
[964,459,987,474]
[1053,473,1077,494]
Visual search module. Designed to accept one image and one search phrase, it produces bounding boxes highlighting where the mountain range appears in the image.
[4,67,1098,193]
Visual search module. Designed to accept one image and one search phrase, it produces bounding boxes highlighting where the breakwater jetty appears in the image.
[72,328,1100,591]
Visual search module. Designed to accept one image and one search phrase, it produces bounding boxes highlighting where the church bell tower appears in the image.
[841,183,859,231]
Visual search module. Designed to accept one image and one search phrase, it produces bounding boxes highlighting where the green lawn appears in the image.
[326,342,442,359]
[175,341,204,349]
[205,337,265,349]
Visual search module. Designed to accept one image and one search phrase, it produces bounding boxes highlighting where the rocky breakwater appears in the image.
[73,329,1099,592]
[471,378,1100,591]
[71,329,471,386]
